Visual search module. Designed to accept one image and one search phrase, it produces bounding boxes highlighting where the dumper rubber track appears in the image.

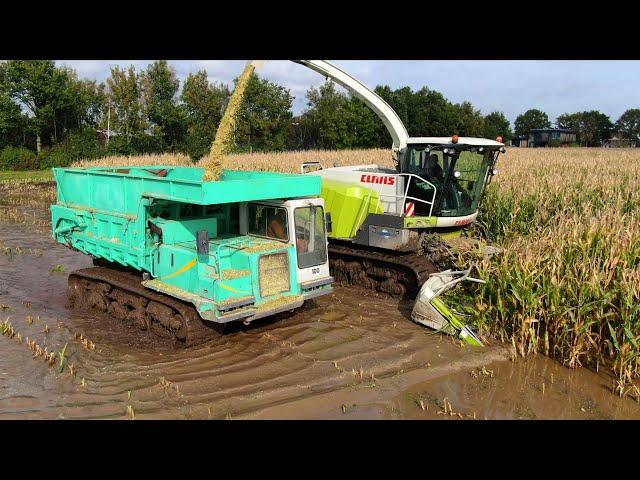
[67,266,218,346]
[328,243,438,299]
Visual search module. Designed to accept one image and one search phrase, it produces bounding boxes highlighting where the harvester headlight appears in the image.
[454,171,461,178]
[491,168,499,176]
[500,146,506,154]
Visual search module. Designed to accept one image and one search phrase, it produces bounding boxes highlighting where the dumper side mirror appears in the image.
[325,212,332,234]
[197,230,209,255]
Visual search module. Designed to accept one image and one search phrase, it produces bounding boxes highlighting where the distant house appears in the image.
[514,128,576,148]
[602,136,636,148]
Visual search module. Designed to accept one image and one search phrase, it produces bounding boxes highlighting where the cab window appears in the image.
[248,203,289,241]
[294,206,327,268]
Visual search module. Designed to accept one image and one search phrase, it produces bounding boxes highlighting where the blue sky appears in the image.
[57,60,640,126]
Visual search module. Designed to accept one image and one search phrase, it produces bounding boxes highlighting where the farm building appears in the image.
[603,136,636,148]
[513,128,577,148]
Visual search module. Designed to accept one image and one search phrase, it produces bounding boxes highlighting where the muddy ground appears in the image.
[1,182,640,420]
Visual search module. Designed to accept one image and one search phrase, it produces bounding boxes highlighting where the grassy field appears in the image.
[0,170,53,183]
[6,147,640,394]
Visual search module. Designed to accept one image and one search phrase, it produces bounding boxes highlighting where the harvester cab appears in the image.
[303,136,504,251]
[400,138,503,221]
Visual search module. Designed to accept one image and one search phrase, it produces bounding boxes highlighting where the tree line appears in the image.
[1,60,638,170]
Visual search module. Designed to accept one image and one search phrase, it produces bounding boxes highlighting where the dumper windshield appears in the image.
[248,204,289,241]
[294,206,327,268]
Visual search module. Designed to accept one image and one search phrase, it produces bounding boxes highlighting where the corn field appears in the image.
[70,148,396,172]
[70,147,640,393]
[474,148,640,395]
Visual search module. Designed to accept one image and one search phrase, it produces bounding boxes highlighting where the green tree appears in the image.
[396,86,458,137]
[235,73,294,152]
[141,61,187,150]
[298,82,502,149]
[181,70,229,160]
[615,108,640,146]
[0,92,27,149]
[285,115,315,150]
[345,95,386,148]
[375,85,411,133]
[301,81,354,149]
[483,111,512,142]
[514,109,551,137]
[106,65,146,146]
[75,80,107,129]
[582,111,613,146]
[557,110,613,146]
[452,101,485,137]
[0,60,80,152]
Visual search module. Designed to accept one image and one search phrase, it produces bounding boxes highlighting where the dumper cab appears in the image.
[50,166,333,325]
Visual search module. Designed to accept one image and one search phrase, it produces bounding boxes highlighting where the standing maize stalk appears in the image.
[201,61,263,181]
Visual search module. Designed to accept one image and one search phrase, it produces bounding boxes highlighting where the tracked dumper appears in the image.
[51,166,333,345]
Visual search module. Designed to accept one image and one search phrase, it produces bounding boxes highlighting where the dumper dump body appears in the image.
[51,166,333,324]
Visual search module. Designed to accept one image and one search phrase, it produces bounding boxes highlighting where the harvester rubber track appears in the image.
[328,243,438,299]
[67,266,218,346]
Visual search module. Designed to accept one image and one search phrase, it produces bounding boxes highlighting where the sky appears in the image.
[56,60,640,126]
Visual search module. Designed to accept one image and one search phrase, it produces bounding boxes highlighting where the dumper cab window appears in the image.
[294,206,327,268]
[248,203,289,242]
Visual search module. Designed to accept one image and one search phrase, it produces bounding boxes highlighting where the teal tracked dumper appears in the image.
[51,166,333,344]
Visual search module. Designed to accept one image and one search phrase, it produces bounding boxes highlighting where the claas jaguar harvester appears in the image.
[51,166,333,344]
[294,61,505,299]
[291,60,506,345]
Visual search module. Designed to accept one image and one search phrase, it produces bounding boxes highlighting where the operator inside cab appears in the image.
[266,209,309,253]
[422,153,444,183]
[267,209,288,240]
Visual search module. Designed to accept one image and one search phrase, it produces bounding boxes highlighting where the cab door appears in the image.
[284,198,331,285]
